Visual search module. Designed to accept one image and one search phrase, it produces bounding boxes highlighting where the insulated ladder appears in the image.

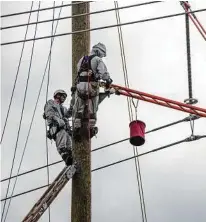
[22,164,77,222]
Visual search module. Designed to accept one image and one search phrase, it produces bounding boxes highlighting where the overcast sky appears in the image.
[1,1,206,222]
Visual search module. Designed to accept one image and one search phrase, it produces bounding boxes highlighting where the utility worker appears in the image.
[71,42,113,139]
[44,90,73,166]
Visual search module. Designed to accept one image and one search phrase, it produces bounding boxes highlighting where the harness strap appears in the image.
[78,76,98,82]
[77,54,97,82]
[77,91,98,100]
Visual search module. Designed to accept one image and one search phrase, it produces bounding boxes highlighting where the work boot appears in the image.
[90,127,98,138]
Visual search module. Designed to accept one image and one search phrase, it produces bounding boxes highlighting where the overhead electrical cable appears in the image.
[114,2,147,222]
[0,2,34,144]
[44,2,56,222]
[1,8,206,46]
[1,135,205,202]
[0,1,91,18]
[1,115,199,183]
[1,3,41,222]
[1,2,162,30]
[1,3,63,222]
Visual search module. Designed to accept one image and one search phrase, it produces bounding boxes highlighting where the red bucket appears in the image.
[129,120,146,146]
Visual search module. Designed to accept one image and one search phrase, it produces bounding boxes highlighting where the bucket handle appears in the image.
[130,93,139,121]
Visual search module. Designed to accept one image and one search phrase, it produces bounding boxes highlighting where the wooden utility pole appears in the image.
[71,2,91,222]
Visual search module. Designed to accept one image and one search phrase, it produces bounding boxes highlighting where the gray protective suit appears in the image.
[44,99,72,159]
[72,52,111,129]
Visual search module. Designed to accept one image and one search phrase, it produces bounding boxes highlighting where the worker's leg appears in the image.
[73,92,85,129]
[89,95,99,138]
[55,129,73,166]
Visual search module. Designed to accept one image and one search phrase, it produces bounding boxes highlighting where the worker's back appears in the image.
[76,54,110,98]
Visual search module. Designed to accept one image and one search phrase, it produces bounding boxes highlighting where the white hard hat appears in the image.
[53,89,67,98]
[92,42,107,57]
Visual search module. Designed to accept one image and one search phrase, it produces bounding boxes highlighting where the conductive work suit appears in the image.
[72,43,112,135]
[44,98,72,164]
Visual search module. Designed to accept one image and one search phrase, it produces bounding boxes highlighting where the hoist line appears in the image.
[2,135,206,202]
[45,2,56,222]
[1,4,63,222]
[1,1,90,18]
[1,8,206,46]
[1,115,198,183]
[1,3,41,222]
[0,2,34,144]
[114,1,133,119]
[114,2,147,222]
[1,2,162,30]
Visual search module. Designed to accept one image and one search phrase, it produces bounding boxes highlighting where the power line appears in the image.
[0,1,90,18]
[45,2,56,222]
[1,185,50,202]
[1,2,161,30]
[114,2,147,222]
[1,160,63,183]
[1,3,41,222]
[2,135,205,202]
[92,138,188,172]
[1,8,205,46]
[1,4,63,222]
[1,115,199,183]
[92,135,206,172]
[0,2,34,144]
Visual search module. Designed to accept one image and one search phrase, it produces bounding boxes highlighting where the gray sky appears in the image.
[1,1,206,222]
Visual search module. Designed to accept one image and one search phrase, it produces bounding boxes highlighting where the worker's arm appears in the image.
[66,86,77,118]
[96,59,110,81]
[44,100,65,127]
[96,59,113,87]
[62,107,72,134]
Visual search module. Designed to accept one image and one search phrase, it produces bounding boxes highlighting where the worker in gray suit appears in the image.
[44,89,73,166]
[71,43,113,139]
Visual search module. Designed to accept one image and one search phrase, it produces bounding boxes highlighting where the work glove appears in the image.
[105,78,113,88]
[57,119,66,128]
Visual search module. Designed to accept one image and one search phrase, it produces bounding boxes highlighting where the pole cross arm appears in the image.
[100,83,206,117]
[22,164,77,222]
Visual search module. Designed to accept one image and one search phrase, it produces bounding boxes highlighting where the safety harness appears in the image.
[75,54,99,100]
[77,54,97,83]
[43,103,72,140]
